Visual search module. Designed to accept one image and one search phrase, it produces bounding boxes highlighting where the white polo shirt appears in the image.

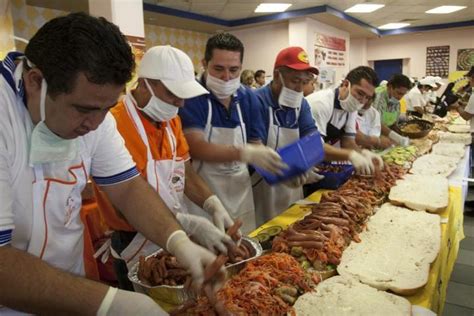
[356,106,381,137]
[464,94,474,132]
[0,53,139,249]
[306,88,357,138]
[405,86,426,111]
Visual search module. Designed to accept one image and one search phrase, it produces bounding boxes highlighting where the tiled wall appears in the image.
[9,0,210,71]
[145,24,210,70]
[0,0,16,59]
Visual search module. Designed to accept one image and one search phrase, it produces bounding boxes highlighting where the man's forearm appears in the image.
[341,137,360,151]
[184,161,213,208]
[185,131,241,163]
[457,107,474,121]
[102,176,181,249]
[323,143,352,161]
[0,246,108,315]
[355,131,378,149]
[381,124,392,137]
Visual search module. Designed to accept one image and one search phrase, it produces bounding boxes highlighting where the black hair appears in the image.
[345,66,379,87]
[24,12,134,97]
[388,74,412,89]
[204,33,244,63]
[255,69,265,80]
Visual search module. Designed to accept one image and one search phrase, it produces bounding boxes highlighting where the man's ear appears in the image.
[23,68,43,94]
[201,59,208,69]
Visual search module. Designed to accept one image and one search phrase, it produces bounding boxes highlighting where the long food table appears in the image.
[249,149,468,315]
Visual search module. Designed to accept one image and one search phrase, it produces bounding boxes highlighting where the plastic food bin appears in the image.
[254,132,325,185]
[311,162,354,190]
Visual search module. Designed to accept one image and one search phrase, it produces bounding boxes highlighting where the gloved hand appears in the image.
[240,144,288,175]
[97,287,167,316]
[283,173,309,188]
[166,230,226,291]
[203,195,234,232]
[305,167,325,184]
[349,150,374,175]
[388,130,410,146]
[176,213,233,254]
[361,149,384,169]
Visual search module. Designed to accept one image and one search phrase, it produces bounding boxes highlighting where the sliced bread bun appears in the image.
[432,142,466,159]
[410,153,459,177]
[389,174,449,212]
[447,124,470,133]
[293,276,411,316]
[438,131,471,145]
[337,204,441,295]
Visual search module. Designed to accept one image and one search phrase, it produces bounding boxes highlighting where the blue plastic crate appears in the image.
[254,132,325,185]
[312,162,354,190]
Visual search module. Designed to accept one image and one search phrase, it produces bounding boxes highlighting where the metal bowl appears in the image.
[128,237,262,306]
[396,119,434,139]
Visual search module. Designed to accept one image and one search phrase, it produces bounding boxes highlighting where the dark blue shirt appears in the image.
[179,80,266,143]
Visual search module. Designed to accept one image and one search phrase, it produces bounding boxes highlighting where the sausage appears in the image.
[287,241,323,249]
[313,216,350,226]
[203,254,228,283]
[226,219,242,241]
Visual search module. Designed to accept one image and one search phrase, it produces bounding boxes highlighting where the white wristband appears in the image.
[97,287,118,316]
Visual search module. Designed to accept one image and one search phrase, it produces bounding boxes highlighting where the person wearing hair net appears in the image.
[94,45,237,291]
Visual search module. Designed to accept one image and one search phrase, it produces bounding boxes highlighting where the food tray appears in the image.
[308,162,354,190]
[255,132,325,185]
[128,237,262,305]
[396,119,434,139]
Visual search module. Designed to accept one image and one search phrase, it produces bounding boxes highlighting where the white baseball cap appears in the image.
[138,45,208,99]
[419,77,437,88]
[433,76,444,85]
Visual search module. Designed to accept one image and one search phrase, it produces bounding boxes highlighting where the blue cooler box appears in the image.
[254,132,325,185]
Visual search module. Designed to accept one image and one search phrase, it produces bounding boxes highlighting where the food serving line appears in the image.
[129,112,469,315]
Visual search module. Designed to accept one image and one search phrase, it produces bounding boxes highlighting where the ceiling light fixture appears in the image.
[345,3,385,13]
[379,22,411,30]
[425,5,467,14]
[255,3,292,13]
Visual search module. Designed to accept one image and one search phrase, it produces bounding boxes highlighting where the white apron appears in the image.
[27,157,90,275]
[186,99,256,235]
[252,107,302,227]
[114,94,186,269]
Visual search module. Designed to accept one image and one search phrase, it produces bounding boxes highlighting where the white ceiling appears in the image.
[144,0,473,29]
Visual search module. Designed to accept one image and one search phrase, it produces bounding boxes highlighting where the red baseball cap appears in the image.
[274,47,319,75]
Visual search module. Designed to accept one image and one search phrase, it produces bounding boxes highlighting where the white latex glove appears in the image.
[176,212,233,254]
[240,144,288,175]
[305,167,325,184]
[97,287,166,316]
[388,130,410,147]
[284,173,309,188]
[361,149,384,169]
[203,195,234,232]
[349,150,374,175]
[166,230,225,291]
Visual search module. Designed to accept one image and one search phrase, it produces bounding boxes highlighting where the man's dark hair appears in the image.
[255,70,265,80]
[345,66,379,87]
[388,74,412,90]
[204,33,244,63]
[25,12,134,97]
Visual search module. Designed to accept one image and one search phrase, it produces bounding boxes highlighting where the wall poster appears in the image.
[314,33,346,68]
[425,45,450,78]
[456,48,474,71]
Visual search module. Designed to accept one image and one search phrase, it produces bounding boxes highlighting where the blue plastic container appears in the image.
[254,132,325,185]
[312,162,354,190]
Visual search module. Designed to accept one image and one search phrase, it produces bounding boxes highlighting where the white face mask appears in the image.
[205,73,240,99]
[278,73,303,108]
[140,79,179,122]
[29,78,78,165]
[339,82,364,112]
[358,108,367,115]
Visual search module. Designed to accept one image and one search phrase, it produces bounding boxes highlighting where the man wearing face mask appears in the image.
[306,66,383,174]
[252,47,323,225]
[405,77,437,117]
[372,74,412,147]
[94,45,236,290]
[355,95,393,149]
[0,13,224,315]
[179,33,286,234]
